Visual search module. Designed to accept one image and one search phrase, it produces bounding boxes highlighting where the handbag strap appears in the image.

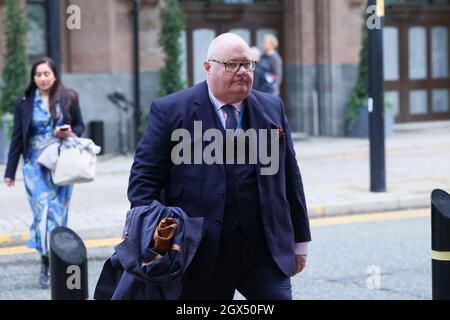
[57,137,80,156]
[57,140,62,156]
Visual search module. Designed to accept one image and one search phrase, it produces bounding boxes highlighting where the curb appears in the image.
[292,132,309,141]
[0,226,123,249]
[308,195,430,218]
[0,197,431,249]
[0,232,29,248]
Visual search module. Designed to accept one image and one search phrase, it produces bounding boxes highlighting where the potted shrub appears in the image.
[0,0,28,164]
[139,0,186,135]
[346,2,395,139]
[347,97,395,139]
[158,0,186,97]
[346,3,369,138]
[384,96,395,137]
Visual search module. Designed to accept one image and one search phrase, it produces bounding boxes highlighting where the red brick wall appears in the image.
[60,0,164,73]
[284,0,363,67]
[0,0,164,74]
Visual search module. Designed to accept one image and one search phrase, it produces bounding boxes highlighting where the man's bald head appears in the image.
[204,33,254,104]
[207,33,251,60]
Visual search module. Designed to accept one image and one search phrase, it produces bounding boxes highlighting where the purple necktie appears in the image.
[222,105,238,130]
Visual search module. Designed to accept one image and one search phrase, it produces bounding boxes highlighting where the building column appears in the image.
[284,0,363,137]
[283,0,318,134]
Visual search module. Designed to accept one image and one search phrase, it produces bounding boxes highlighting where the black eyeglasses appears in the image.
[208,59,256,73]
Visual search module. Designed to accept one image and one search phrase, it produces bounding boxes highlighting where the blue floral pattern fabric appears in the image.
[23,90,73,256]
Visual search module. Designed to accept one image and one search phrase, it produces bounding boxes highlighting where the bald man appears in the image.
[128,33,311,300]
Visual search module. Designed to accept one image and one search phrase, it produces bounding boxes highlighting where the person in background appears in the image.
[259,34,283,96]
[3,57,85,289]
[250,46,270,93]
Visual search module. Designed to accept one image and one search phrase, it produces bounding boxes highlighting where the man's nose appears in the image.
[236,64,248,75]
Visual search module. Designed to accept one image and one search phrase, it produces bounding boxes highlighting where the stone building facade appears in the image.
[0,0,449,153]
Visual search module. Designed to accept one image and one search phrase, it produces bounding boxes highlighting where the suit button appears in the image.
[216,219,222,226]
[219,192,225,199]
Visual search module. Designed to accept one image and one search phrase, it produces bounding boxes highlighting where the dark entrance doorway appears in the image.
[180,0,284,87]
[385,4,450,122]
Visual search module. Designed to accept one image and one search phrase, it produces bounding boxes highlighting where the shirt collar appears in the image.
[208,90,242,113]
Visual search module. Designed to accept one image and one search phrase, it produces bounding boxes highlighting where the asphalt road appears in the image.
[0,210,431,300]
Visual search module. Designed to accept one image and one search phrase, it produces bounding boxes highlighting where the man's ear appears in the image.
[204,60,211,77]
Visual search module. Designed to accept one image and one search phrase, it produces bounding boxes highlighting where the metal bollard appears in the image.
[89,121,104,155]
[49,226,89,300]
[431,189,450,300]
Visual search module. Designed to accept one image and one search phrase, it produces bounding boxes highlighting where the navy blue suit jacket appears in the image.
[94,201,204,300]
[128,81,311,281]
[4,89,85,180]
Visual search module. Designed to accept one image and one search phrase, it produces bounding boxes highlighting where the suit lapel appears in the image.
[192,83,217,134]
[246,92,266,173]
[245,92,271,206]
[246,92,265,134]
[192,82,225,176]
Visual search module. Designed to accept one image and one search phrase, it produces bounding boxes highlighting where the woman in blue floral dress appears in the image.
[4,58,85,288]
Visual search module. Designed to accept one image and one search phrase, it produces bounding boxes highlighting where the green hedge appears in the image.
[158,0,186,97]
[345,2,369,132]
[139,0,186,134]
[0,0,28,125]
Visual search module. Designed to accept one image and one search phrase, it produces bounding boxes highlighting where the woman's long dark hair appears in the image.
[24,57,65,124]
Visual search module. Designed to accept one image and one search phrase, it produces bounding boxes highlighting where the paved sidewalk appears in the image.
[1,120,449,247]
[299,120,450,216]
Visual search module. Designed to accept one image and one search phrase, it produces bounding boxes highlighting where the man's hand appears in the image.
[4,178,15,187]
[293,254,307,276]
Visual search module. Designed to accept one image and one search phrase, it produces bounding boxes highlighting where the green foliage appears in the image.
[139,0,187,134]
[158,0,186,97]
[346,3,369,132]
[0,0,28,127]
[2,113,14,138]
